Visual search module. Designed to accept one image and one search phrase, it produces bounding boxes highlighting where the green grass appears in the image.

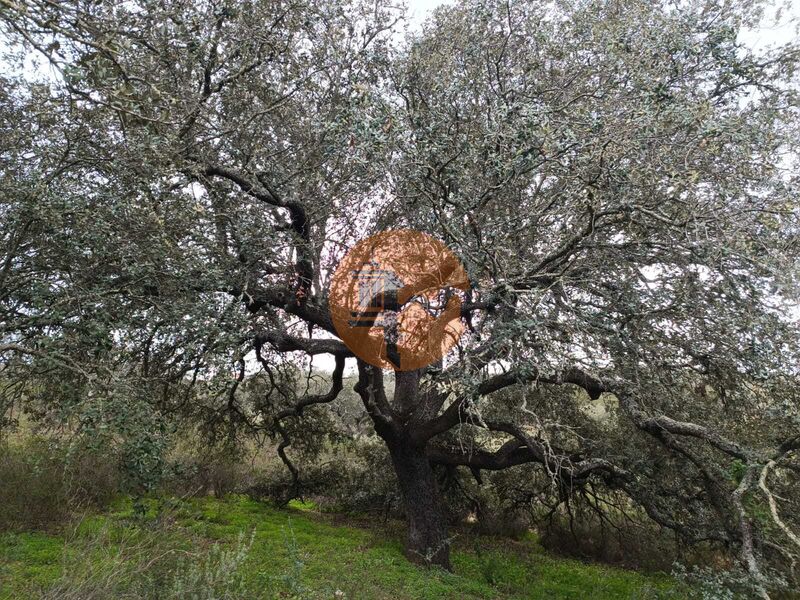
[0,496,678,599]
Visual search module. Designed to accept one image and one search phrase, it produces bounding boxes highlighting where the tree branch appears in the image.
[254,330,351,357]
[203,164,313,299]
[270,354,346,501]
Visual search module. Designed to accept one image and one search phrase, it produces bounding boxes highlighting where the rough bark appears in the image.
[354,365,452,569]
[387,435,452,570]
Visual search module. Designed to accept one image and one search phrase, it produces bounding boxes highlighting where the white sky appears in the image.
[408,0,450,26]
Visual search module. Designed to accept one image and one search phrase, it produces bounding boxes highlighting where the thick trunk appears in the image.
[355,366,451,569]
[387,436,452,570]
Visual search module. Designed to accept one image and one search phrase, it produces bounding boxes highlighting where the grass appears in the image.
[0,495,679,599]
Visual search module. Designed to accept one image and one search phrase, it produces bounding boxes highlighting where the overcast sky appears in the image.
[408,0,449,25]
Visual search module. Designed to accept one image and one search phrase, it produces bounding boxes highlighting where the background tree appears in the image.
[1,0,799,592]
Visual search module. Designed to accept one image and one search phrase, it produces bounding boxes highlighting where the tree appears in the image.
[1,0,799,590]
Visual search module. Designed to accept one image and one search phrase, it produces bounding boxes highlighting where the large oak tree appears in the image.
[1,0,799,592]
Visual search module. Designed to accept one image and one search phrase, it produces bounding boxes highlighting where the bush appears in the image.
[474,509,531,541]
[165,529,256,599]
[246,439,402,518]
[308,441,401,516]
[163,452,250,498]
[0,436,120,532]
[0,437,71,531]
[538,510,677,571]
[160,434,286,500]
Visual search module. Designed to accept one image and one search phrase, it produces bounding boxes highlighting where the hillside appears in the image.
[0,496,677,599]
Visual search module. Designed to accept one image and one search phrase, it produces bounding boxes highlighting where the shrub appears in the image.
[247,439,402,518]
[163,452,249,498]
[0,436,120,532]
[165,529,256,599]
[0,437,70,531]
[474,509,531,541]
[536,501,679,572]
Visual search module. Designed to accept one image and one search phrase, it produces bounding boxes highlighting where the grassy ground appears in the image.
[0,495,679,599]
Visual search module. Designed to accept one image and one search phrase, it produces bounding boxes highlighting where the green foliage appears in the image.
[728,460,747,484]
[0,496,679,600]
[271,522,308,599]
[671,564,799,600]
[472,541,505,587]
[0,435,120,532]
[166,529,256,600]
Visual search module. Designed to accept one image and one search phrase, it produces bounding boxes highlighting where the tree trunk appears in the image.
[387,436,452,570]
[355,366,451,569]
